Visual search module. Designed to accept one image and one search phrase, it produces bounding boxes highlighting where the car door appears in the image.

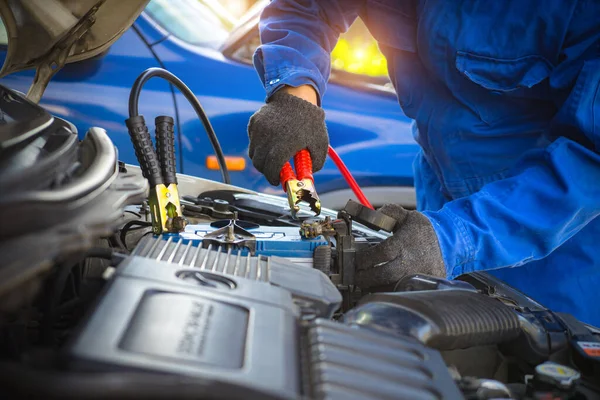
[0,19,180,173]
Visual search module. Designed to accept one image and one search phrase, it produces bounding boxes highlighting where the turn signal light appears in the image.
[206,155,246,171]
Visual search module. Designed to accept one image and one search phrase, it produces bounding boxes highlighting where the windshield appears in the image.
[144,0,232,49]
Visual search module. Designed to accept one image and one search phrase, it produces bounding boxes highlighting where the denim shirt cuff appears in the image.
[263,68,324,106]
[422,208,476,279]
[253,46,327,106]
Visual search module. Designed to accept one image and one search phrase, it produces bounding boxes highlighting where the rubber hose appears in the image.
[352,290,521,350]
[313,245,332,275]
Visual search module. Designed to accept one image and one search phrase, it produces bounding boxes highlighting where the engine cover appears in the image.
[132,235,341,318]
[68,255,301,399]
[67,245,463,399]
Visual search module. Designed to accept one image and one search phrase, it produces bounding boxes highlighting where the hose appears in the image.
[327,145,374,209]
[128,68,231,184]
[345,290,521,350]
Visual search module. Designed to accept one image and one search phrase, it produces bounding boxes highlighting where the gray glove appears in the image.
[248,91,329,186]
[355,204,447,290]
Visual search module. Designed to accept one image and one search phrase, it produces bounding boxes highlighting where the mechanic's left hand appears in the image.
[355,204,447,290]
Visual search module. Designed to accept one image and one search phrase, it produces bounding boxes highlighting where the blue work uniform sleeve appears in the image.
[252,0,365,105]
[426,52,600,278]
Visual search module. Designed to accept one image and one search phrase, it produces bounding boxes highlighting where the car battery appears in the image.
[176,221,330,268]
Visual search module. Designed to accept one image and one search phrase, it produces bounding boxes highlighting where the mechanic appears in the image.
[247,0,600,326]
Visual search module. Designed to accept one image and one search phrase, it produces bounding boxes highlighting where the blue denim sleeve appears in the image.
[425,52,600,278]
[252,0,365,105]
[420,1,600,279]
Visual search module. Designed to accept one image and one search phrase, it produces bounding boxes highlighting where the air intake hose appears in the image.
[344,290,521,350]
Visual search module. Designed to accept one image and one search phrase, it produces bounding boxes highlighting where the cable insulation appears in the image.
[327,145,374,209]
[128,68,230,184]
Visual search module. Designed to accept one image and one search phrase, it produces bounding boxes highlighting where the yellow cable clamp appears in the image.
[148,183,186,234]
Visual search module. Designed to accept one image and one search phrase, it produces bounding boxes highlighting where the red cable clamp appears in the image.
[279,149,321,219]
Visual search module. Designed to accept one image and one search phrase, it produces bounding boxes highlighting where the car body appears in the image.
[0,0,418,209]
[2,2,600,398]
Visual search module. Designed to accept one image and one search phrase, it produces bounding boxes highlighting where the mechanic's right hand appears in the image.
[247,89,329,186]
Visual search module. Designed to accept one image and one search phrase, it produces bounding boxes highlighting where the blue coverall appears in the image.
[253,0,600,326]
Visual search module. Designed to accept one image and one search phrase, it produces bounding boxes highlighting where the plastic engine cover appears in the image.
[67,248,463,400]
[67,255,301,399]
[133,235,341,319]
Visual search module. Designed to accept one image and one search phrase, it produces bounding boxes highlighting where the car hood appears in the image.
[0,0,148,78]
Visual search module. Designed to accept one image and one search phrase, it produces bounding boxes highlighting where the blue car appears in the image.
[0,0,418,209]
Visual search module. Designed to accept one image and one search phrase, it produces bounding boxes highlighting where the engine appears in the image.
[1,83,600,400]
[68,235,461,399]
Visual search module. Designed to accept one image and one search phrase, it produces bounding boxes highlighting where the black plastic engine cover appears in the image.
[344,289,521,351]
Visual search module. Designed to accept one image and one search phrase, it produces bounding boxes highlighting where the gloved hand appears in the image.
[355,204,447,290]
[247,90,329,186]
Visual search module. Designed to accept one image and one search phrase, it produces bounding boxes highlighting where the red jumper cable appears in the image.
[280,147,374,218]
[327,145,374,210]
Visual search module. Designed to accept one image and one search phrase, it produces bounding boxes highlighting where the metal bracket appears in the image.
[334,211,356,287]
[202,214,257,255]
[26,2,102,103]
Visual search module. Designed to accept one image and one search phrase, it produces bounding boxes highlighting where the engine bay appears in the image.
[1,77,600,400]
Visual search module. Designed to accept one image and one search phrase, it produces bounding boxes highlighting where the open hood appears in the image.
[0,0,149,102]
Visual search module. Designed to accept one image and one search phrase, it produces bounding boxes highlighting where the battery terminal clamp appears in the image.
[125,115,187,234]
[280,149,321,219]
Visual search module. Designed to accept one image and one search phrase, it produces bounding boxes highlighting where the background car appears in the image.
[0,0,419,209]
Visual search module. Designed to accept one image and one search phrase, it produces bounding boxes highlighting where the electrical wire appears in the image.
[119,220,153,250]
[128,68,231,184]
[327,145,374,209]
